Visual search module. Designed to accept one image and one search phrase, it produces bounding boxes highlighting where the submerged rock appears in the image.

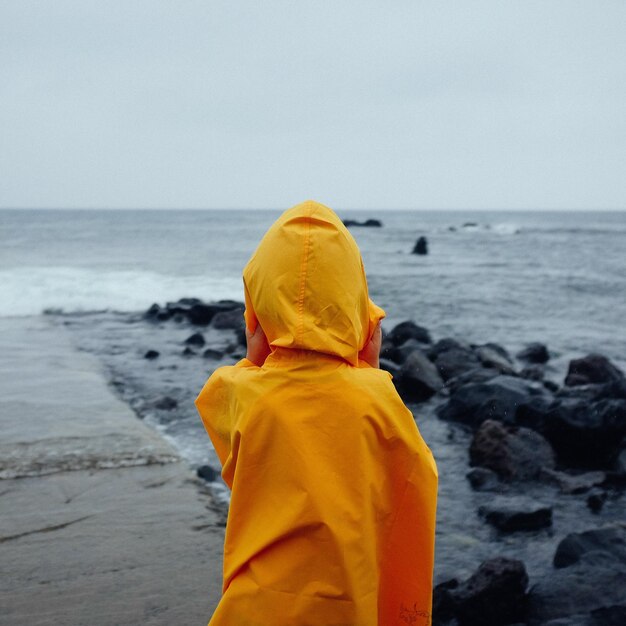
[479,496,553,532]
[553,524,626,569]
[202,348,224,360]
[144,349,160,360]
[196,465,219,482]
[184,332,206,347]
[152,396,178,411]
[342,218,382,227]
[540,468,606,495]
[433,557,529,626]
[528,552,626,623]
[466,467,500,492]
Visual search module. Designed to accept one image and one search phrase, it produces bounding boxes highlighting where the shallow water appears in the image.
[59,310,626,585]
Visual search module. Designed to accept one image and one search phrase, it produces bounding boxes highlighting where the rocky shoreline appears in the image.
[58,297,625,626]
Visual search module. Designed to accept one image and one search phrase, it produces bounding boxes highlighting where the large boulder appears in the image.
[469,419,555,480]
[434,557,529,626]
[565,354,625,387]
[396,350,444,402]
[540,468,606,495]
[528,552,626,623]
[478,496,552,532]
[540,398,626,470]
[436,375,548,429]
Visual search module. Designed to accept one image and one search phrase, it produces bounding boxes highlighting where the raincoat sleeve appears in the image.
[194,358,256,474]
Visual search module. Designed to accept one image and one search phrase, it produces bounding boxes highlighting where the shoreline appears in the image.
[0,315,224,626]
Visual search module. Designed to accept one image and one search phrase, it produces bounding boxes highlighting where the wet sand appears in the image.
[0,316,223,625]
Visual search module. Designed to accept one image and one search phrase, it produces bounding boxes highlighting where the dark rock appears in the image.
[466,467,500,491]
[520,364,544,381]
[187,303,217,325]
[386,321,432,346]
[432,578,459,624]
[397,350,444,402]
[187,300,245,326]
[479,496,552,532]
[202,348,223,360]
[235,327,246,346]
[342,218,382,227]
[528,552,626,623]
[565,353,625,387]
[144,303,162,319]
[589,605,626,625]
[450,557,529,626]
[196,465,219,482]
[516,342,550,364]
[470,419,555,480]
[153,396,178,410]
[540,398,626,470]
[184,332,206,347]
[212,309,245,330]
[394,339,432,364]
[472,343,516,375]
[379,339,403,363]
[444,367,501,394]
[428,337,473,360]
[434,347,482,382]
[412,236,428,255]
[553,524,626,569]
[182,346,196,357]
[587,489,608,513]
[437,375,548,429]
[462,221,478,228]
[540,468,606,495]
[515,395,555,431]
[144,349,160,360]
[543,379,560,393]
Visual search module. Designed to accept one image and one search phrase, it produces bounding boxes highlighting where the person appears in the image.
[195,200,438,626]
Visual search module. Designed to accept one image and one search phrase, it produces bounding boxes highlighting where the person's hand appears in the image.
[359,321,382,368]
[245,324,271,366]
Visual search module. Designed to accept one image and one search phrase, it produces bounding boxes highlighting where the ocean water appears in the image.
[2,207,626,582]
[1,208,625,368]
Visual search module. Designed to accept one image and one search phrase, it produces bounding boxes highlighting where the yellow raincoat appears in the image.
[195,200,438,626]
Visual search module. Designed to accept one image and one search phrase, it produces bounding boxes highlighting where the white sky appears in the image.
[1,1,625,210]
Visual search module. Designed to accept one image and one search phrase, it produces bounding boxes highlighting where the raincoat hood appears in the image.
[243,199,385,366]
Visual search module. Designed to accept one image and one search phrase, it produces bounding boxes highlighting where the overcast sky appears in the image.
[1,1,625,210]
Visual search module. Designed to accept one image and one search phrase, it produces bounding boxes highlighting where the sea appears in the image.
[2,207,625,582]
[1,208,625,367]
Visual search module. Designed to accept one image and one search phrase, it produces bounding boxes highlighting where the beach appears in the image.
[0,316,223,626]
[1,208,625,624]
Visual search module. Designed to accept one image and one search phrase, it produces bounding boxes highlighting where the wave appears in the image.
[0,266,244,317]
